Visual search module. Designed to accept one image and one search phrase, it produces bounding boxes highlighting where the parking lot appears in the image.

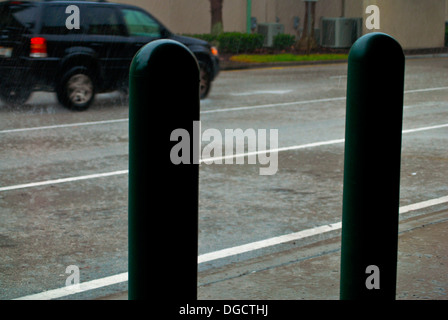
[1,56,448,300]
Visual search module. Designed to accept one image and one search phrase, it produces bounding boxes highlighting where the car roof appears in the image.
[1,0,150,12]
[2,0,136,7]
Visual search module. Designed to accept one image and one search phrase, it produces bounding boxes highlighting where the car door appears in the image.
[83,5,129,90]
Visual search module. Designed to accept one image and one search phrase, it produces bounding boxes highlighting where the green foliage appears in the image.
[230,53,348,63]
[217,32,265,53]
[273,34,296,50]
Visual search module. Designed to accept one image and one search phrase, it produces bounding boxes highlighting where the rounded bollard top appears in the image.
[348,32,404,63]
[129,39,198,78]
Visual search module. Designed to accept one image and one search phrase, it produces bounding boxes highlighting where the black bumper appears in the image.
[0,57,60,89]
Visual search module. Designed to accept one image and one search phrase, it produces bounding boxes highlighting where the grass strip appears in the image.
[230,53,348,63]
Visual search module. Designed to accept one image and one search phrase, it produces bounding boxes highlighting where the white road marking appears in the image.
[201,97,346,114]
[1,122,447,193]
[198,222,342,264]
[198,195,448,264]
[13,194,448,300]
[398,195,448,214]
[14,273,128,300]
[4,85,448,299]
[230,90,293,96]
[0,170,128,192]
[200,138,345,163]
[1,86,447,133]
[402,123,448,134]
[404,86,448,94]
[0,118,128,134]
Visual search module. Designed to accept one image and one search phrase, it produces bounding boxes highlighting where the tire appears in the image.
[57,67,95,111]
[0,85,32,106]
[198,60,212,99]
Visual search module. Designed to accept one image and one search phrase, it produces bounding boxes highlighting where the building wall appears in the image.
[446,0,448,20]
[115,0,446,49]
[362,0,446,49]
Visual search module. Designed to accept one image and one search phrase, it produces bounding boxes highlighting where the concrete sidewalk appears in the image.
[100,208,448,300]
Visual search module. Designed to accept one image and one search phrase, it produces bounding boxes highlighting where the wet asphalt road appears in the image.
[0,57,448,299]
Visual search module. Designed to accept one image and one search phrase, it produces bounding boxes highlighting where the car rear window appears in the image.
[84,6,126,36]
[0,2,37,33]
[41,4,83,35]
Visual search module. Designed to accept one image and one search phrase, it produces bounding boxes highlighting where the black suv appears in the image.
[0,0,219,110]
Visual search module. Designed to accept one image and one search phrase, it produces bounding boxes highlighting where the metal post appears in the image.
[339,33,405,300]
[246,0,252,34]
[128,40,200,300]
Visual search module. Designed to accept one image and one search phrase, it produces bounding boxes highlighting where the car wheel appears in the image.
[198,60,212,99]
[0,85,32,106]
[57,67,95,111]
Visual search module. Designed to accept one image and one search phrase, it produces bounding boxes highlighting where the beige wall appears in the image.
[115,0,446,49]
[446,0,448,20]
[362,0,446,49]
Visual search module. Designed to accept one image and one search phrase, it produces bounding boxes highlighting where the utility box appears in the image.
[320,17,362,48]
[257,23,284,47]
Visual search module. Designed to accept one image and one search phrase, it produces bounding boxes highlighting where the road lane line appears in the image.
[201,97,346,114]
[12,194,448,300]
[201,138,345,163]
[230,89,293,96]
[13,272,128,300]
[203,121,448,163]
[0,170,128,192]
[0,118,128,134]
[402,123,448,134]
[202,86,448,114]
[1,122,447,193]
[404,86,448,94]
[1,86,447,133]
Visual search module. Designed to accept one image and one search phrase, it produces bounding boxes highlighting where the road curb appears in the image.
[220,59,348,71]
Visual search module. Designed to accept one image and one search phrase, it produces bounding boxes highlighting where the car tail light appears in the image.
[211,46,218,56]
[30,37,47,58]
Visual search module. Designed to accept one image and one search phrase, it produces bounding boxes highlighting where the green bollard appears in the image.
[128,40,200,300]
[339,33,405,300]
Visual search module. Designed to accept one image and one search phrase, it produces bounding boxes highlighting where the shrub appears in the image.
[217,32,265,53]
[273,34,296,50]
[184,33,219,48]
[186,33,218,43]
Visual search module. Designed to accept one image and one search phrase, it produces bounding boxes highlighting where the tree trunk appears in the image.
[296,1,317,54]
[210,0,224,35]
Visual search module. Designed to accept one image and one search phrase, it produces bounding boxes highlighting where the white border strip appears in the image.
[398,195,448,215]
[198,222,342,264]
[14,273,128,300]
[198,195,448,264]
